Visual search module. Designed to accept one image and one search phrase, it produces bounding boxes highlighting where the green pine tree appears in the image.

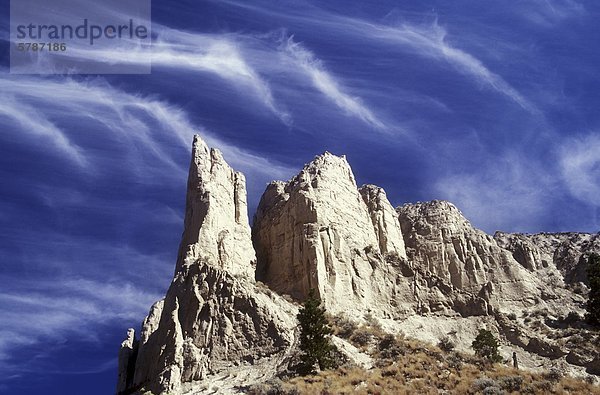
[296,289,337,375]
[472,329,502,363]
[586,253,600,326]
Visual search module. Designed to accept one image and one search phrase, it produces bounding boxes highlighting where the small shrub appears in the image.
[364,312,381,330]
[438,336,455,353]
[381,367,398,377]
[332,315,357,339]
[533,379,553,392]
[482,386,504,395]
[247,378,284,395]
[378,334,404,359]
[498,375,523,392]
[507,312,517,320]
[472,329,502,363]
[544,367,563,382]
[350,328,372,346]
[473,377,498,391]
[446,352,463,370]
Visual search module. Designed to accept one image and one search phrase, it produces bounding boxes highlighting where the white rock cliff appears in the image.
[117,136,599,394]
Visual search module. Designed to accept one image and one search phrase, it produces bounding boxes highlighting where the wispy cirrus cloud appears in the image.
[279,37,387,130]
[19,23,292,125]
[0,96,87,167]
[214,0,535,113]
[435,150,557,232]
[559,133,600,208]
[0,74,294,182]
[0,276,162,373]
[516,0,585,26]
[345,19,537,113]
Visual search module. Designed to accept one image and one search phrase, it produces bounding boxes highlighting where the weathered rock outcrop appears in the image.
[252,153,408,314]
[116,329,138,394]
[397,200,543,309]
[252,154,497,320]
[118,136,600,394]
[495,231,600,284]
[359,184,406,257]
[175,135,256,278]
[117,136,297,395]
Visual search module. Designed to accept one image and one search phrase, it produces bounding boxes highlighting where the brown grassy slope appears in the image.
[249,318,600,395]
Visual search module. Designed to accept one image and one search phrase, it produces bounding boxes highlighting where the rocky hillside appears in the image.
[116,135,599,394]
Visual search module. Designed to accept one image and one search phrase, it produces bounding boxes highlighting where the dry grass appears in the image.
[250,322,600,395]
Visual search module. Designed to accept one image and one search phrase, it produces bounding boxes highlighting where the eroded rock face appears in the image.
[494,232,600,284]
[119,135,296,394]
[118,136,600,393]
[133,264,296,394]
[359,184,406,257]
[397,200,542,309]
[252,153,407,314]
[175,135,256,278]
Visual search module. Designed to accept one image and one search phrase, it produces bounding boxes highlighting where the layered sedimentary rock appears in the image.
[117,136,296,395]
[252,152,408,314]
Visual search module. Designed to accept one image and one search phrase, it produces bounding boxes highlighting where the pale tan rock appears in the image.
[359,184,407,257]
[252,152,409,315]
[175,135,256,278]
[118,137,600,393]
[495,231,600,284]
[140,299,164,345]
[120,135,297,395]
[397,200,542,308]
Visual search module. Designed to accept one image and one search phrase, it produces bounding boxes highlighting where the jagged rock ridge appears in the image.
[252,152,409,315]
[117,135,599,394]
[117,136,297,395]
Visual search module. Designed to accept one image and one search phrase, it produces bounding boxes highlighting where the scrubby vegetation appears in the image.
[249,317,600,395]
[472,329,502,363]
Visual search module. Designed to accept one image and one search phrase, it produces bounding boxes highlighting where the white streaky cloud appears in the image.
[0,277,163,373]
[352,20,536,113]
[280,37,387,130]
[0,95,87,167]
[0,75,294,182]
[25,24,291,125]
[435,151,556,232]
[559,134,600,207]
[209,2,535,113]
[519,0,585,26]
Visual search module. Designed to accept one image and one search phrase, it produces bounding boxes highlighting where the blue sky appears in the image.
[1,1,599,394]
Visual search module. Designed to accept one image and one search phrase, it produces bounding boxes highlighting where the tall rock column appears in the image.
[175,135,256,277]
[122,135,296,395]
